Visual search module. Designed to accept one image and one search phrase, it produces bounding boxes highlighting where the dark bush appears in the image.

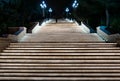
[110,18,120,33]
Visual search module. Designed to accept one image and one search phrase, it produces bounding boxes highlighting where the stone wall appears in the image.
[0,38,10,52]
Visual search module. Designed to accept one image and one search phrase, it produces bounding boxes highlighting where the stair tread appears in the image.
[0,56,120,60]
[1,73,120,77]
[0,77,120,80]
[6,47,120,49]
[1,53,120,55]
[3,49,120,53]
[0,59,120,63]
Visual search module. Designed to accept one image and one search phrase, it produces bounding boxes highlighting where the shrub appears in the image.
[110,18,120,33]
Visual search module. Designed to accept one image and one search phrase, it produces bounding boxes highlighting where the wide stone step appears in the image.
[1,68,120,72]
[1,73,120,77]
[6,47,120,50]
[1,55,120,60]
[0,59,120,63]
[1,63,120,67]
[1,53,120,56]
[0,77,120,81]
[9,43,117,48]
[1,66,120,70]
[0,66,120,70]
[3,49,120,53]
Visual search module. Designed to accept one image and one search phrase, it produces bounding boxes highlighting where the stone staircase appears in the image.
[1,42,120,80]
[0,20,120,80]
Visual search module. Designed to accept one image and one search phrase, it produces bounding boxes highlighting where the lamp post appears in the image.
[65,8,69,18]
[40,1,47,17]
[72,0,79,21]
[48,8,53,18]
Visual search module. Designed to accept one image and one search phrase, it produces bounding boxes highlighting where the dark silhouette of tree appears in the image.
[73,0,120,32]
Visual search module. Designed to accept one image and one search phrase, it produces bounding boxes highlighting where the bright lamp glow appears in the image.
[49,8,53,13]
[40,1,47,9]
[40,4,44,8]
[72,0,79,8]
[65,8,69,12]
[42,1,45,4]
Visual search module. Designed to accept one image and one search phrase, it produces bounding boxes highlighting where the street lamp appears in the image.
[40,1,47,17]
[48,8,53,18]
[65,8,69,18]
[71,0,79,21]
[72,0,79,8]
[65,8,69,13]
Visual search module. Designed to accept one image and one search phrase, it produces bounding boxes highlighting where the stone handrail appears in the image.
[31,22,39,33]
[27,22,39,33]
[81,22,90,33]
[97,26,120,42]
[8,27,26,42]
[80,22,95,33]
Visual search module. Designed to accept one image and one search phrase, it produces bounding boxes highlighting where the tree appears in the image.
[74,0,103,28]
[0,0,43,35]
[73,0,120,31]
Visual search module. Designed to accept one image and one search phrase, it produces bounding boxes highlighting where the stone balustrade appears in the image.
[8,27,26,42]
[81,22,90,33]
[97,26,120,42]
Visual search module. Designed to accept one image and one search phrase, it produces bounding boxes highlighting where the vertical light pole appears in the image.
[40,1,47,18]
[48,8,53,18]
[65,8,69,18]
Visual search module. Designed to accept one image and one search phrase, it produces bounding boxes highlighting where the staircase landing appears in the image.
[20,19,104,43]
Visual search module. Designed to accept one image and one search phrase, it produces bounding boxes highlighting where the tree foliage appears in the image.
[0,0,43,35]
[74,0,120,32]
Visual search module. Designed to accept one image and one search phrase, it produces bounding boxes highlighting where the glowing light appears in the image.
[40,4,44,8]
[49,8,53,13]
[72,0,79,8]
[65,8,69,12]
[74,0,77,3]
[42,1,45,4]
[40,1,47,9]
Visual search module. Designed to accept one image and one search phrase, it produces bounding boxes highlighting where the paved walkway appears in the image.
[20,19,104,43]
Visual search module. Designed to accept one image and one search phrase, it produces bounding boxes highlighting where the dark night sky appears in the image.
[45,0,72,15]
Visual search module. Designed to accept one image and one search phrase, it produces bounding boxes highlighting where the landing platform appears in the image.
[20,19,104,43]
